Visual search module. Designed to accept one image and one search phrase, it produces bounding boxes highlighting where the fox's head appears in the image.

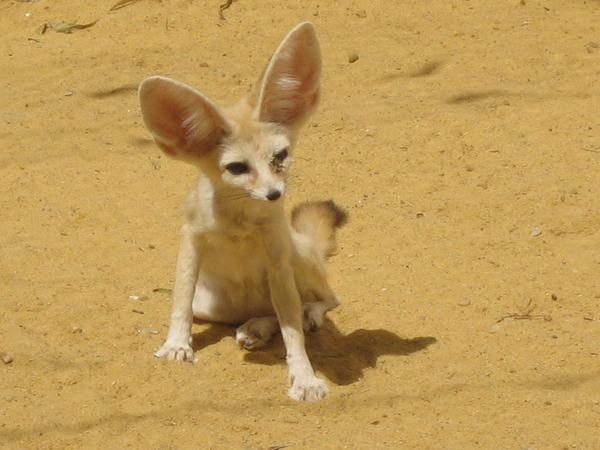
[138,23,321,203]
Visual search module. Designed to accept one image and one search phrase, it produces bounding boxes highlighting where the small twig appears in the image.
[497,299,552,323]
[268,445,293,450]
[219,0,235,20]
[580,146,600,154]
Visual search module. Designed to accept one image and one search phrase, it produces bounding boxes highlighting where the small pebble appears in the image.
[348,51,359,63]
[1,352,13,364]
[531,227,543,237]
[136,327,159,335]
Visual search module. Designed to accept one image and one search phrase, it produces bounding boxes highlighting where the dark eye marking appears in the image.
[273,148,289,163]
[225,162,250,175]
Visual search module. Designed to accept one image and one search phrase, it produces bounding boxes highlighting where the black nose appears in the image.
[266,190,281,201]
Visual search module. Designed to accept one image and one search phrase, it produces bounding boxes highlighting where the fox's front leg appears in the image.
[155,225,199,362]
[262,220,329,402]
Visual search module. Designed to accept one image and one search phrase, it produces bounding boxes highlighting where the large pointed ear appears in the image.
[255,22,321,127]
[138,76,231,158]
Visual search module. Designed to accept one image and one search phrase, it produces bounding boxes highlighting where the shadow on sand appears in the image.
[191,318,436,386]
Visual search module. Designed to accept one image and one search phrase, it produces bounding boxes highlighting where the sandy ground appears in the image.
[1,0,599,448]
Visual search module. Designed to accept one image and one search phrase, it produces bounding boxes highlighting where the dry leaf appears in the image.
[110,0,143,12]
[50,19,99,34]
[152,288,173,295]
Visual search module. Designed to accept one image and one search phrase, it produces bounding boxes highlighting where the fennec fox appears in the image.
[138,22,346,402]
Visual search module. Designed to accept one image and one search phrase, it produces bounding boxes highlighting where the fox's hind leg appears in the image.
[235,316,279,350]
[302,296,339,331]
[235,296,337,350]
[290,199,347,331]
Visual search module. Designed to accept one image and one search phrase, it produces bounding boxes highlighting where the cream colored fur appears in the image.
[138,23,346,402]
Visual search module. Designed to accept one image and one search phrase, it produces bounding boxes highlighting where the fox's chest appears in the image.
[194,229,277,322]
[199,229,270,278]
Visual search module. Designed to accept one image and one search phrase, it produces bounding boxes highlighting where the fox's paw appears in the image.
[302,302,325,332]
[155,341,196,363]
[236,316,279,350]
[288,374,330,402]
[235,325,268,350]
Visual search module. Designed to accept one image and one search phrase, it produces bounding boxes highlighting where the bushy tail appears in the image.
[291,200,348,260]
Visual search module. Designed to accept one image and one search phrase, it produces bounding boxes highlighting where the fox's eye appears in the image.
[273,148,289,162]
[225,162,249,175]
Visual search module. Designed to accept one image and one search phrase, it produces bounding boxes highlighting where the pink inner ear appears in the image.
[140,76,230,157]
[258,23,322,126]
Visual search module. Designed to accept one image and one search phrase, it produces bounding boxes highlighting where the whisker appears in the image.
[200,189,250,202]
